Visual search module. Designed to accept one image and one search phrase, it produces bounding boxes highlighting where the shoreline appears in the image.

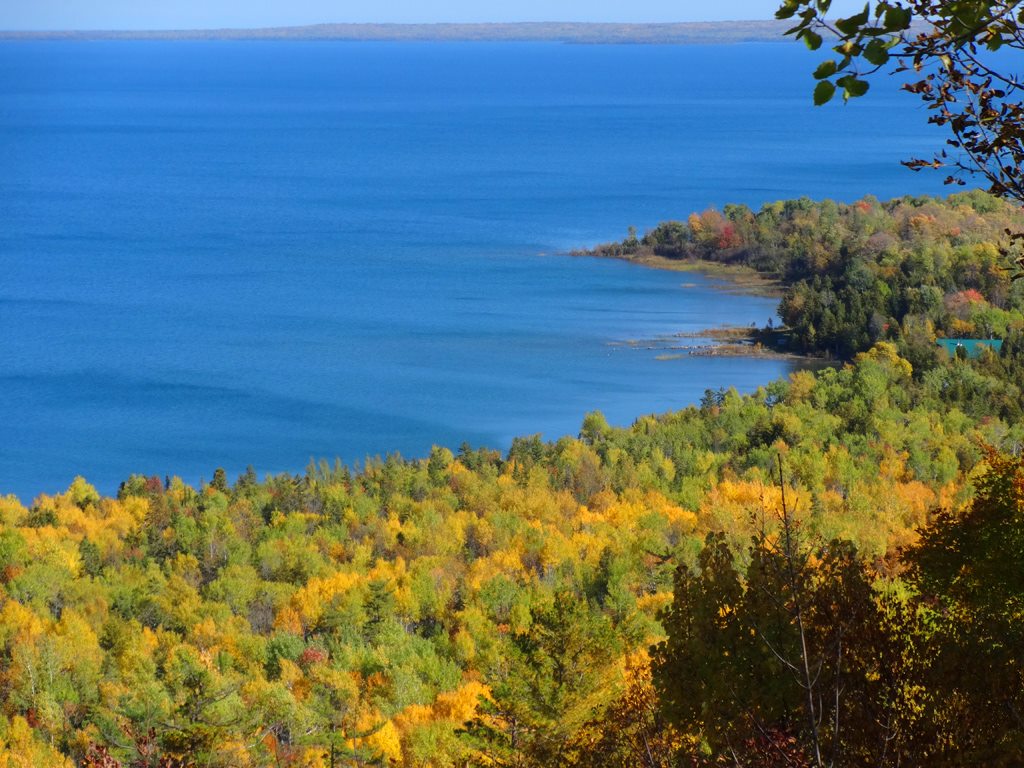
[610,325,816,362]
[577,250,783,297]
[578,250,816,363]
[576,249,841,364]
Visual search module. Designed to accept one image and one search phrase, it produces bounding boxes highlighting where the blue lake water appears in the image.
[0,41,948,499]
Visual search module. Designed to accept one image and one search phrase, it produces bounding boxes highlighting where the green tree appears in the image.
[904,448,1024,763]
[652,467,916,766]
[461,590,621,767]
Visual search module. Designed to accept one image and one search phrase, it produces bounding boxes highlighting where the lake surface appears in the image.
[0,41,948,499]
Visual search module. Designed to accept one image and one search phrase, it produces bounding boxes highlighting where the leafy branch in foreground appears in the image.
[778,0,1024,206]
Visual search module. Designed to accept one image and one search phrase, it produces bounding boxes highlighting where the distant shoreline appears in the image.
[0,20,799,44]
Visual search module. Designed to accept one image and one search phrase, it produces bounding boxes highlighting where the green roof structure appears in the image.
[936,338,1003,359]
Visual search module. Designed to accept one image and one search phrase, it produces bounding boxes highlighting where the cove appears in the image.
[0,41,948,499]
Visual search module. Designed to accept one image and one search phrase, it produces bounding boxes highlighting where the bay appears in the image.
[0,41,948,499]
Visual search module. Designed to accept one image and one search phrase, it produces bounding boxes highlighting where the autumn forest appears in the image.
[1,190,1023,766]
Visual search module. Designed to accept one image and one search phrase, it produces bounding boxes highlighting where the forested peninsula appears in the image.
[589,191,1024,373]
[2,192,1024,766]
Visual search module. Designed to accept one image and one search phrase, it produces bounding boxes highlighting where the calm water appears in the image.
[0,41,947,499]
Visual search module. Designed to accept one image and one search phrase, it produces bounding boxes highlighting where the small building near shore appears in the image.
[936,338,1003,359]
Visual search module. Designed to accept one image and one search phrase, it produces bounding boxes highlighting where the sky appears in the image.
[1,0,868,31]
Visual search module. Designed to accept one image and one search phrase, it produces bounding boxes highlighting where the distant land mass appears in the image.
[0,20,805,44]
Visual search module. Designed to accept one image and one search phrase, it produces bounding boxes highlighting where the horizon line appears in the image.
[0,19,795,42]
